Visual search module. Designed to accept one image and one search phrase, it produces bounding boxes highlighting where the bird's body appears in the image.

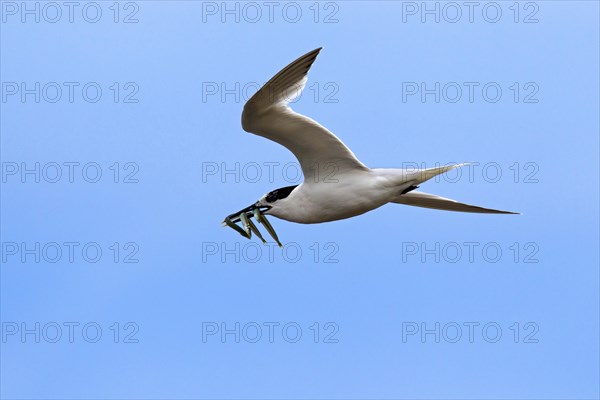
[269,168,418,224]
[222,48,517,244]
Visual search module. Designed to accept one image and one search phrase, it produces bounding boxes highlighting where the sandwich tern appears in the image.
[222,48,518,246]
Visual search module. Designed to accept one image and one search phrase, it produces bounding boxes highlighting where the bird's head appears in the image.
[256,185,298,215]
[224,185,298,222]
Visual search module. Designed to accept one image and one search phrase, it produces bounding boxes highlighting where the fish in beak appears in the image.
[222,204,282,248]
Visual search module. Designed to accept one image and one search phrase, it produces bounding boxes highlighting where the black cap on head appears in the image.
[266,185,298,203]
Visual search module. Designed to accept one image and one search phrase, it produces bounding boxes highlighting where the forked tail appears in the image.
[395,163,519,214]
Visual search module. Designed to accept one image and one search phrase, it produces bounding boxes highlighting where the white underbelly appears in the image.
[270,173,407,224]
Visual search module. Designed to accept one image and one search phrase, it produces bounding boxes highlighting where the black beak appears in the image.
[223,203,270,224]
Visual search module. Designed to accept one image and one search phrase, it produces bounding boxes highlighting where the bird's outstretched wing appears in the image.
[241,48,368,183]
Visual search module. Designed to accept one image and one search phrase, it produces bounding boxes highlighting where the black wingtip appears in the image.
[307,47,323,56]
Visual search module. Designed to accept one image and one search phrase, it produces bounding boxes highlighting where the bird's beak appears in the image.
[221,204,282,248]
[223,203,262,224]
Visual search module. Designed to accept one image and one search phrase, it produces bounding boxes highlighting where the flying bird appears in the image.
[222,48,518,246]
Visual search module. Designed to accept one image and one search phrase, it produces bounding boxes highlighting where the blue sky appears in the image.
[1,1,599,399]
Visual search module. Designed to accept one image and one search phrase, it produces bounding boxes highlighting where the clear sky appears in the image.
[1,1,599,399]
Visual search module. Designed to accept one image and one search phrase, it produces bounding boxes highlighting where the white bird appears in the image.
[223,48,518,246]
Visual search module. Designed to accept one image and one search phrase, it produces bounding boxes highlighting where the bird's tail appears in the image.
[391,163,519,214]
